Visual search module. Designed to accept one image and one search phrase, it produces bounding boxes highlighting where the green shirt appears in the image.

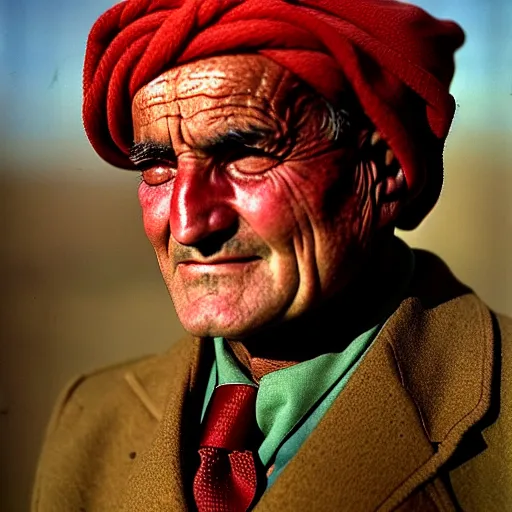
[201,240,414,488]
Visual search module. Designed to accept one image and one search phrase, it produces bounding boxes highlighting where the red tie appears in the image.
[193,384,261,512]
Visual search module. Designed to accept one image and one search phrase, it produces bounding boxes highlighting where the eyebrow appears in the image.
[129,141,175,166]
[202,127,273,151]
[129,127,275,167]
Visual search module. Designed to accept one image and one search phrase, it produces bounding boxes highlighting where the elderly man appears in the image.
[33,0,511,510]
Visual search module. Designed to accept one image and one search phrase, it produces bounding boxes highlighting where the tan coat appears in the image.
[32,251,512,511]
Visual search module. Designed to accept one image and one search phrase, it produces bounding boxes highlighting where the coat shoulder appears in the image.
[496,311,512,346]
[44,334,194,431]
[32,334,196,512]
[449,311,512,511]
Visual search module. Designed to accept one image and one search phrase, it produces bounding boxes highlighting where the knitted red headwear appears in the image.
[83,0,464,229]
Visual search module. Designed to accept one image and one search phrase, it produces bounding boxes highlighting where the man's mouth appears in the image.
[177,256,261,275]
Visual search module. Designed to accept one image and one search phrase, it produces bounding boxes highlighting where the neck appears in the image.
[227,235,409,374]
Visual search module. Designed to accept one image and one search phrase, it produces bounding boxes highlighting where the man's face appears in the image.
[132,55,371,339]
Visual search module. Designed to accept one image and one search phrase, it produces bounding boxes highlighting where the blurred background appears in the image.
[0,0,511,509]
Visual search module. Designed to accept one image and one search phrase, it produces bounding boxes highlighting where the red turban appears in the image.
[83,0,464,229]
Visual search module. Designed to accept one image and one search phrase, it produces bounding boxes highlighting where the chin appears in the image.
[177,308,253,339]
[175,300,283,340]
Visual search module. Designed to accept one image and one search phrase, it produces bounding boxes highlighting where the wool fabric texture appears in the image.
[83,0,464,229]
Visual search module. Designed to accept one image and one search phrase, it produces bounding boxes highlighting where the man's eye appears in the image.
[140,165,175,186]
[227,154,279,175]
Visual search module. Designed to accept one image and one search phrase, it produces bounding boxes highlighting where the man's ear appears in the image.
[361,130,408,229]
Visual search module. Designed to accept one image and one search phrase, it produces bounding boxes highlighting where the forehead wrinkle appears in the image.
[137,93,274,129]
[133,97,182,135]
[185,108,279,146]
[254,66,278,103]
[133,82,178,138]
[136,75,177,109]
[267,70,300,126]
[174,56,285,102]
[168,104,188,152]
[141,107,179,122]
[177,100,276,126]
[174,61,257,99]
[176,69,228,98]
[179,117,200,152]
[134,115,175,147]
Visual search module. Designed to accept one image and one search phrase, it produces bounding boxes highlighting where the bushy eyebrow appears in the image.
[201,128,273,151]
[129,127,276,167]
[129,142,175,166]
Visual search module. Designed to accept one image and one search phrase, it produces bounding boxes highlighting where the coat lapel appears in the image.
[255,257,495,511]
[255,308,437,512]
[119,335,209,512]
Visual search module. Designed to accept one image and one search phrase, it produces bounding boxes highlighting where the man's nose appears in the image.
[169,161,237,246]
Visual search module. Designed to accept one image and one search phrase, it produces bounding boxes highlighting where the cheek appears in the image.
[232,157,354,249]
[272,158,364,271]
[233,178,298,245]
[138,181,173,246]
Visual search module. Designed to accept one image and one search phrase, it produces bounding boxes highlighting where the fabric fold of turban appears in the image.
[83,0,464,229]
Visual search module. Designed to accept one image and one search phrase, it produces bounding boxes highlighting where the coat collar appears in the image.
[120,251,495,511]
[119,333,207,511]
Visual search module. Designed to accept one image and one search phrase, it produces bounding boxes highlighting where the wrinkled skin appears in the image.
[132,54,404,347]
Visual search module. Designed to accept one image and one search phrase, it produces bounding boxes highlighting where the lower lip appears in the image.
[178,260,259,276]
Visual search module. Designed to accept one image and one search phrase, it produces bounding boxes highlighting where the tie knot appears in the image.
[200,384,258,451]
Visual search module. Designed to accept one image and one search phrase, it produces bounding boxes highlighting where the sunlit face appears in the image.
[132,54,372,339]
